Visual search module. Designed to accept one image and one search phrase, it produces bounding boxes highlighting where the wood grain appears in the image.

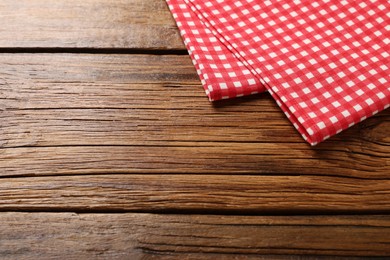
[0,213,389,258]
[0,174,389,213]
[1,1,389,258]
[0,0,183,50]
[1,54,389,178]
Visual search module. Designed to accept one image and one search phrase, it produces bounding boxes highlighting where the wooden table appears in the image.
[1,0,389,258]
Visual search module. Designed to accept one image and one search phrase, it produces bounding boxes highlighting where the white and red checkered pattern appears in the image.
[166,1,265,100]
[166,0,390,145]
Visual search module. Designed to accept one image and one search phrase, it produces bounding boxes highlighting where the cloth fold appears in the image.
[166,0,390,145]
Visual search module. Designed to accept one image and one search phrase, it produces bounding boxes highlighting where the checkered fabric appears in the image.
[166,0,390,145]
[166,1,265,100]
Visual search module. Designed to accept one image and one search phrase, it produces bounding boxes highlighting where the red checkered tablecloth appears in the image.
[166,0,390,145]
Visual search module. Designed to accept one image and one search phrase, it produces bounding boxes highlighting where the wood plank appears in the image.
[0,175,389,213]
[0,213,389,258]
[1,54,389,177]
[0,0,183,49]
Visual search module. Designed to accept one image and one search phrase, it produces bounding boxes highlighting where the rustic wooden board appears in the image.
[0,0,183,50]
[1,54,389,177]
[1,1,389,258]
[0,213,389,258]
[0,174,389,213]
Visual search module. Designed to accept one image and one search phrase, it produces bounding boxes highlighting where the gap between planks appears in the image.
[0,47,189,55]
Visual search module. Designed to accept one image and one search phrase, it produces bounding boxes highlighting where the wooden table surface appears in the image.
[1,0,389,258]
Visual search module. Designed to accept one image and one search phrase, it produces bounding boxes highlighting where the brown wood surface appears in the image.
[0,0,183,50]
[0,0,389,258]
[1,213,389,258]
[1,54,389,178]
[0,174,389,213]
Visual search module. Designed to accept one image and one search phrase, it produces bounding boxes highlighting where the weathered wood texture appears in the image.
[1,54,389,177]
[0,0,183,49]
[1,0,389,257]
[0,213,389,258]
[0,175,389,213]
